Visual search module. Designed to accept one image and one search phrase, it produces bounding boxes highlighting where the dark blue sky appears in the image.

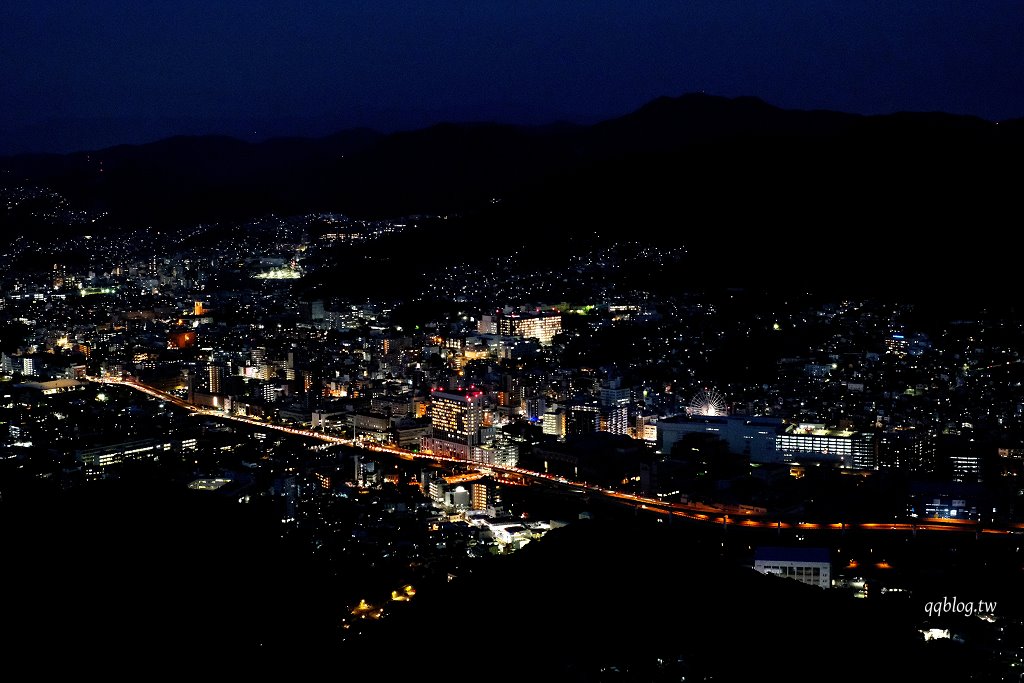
[2,1,1023,155]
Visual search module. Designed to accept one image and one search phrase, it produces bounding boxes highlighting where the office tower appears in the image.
[421,388,485,460]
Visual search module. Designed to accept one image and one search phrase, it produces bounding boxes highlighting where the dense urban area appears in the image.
[3,185,1024,679]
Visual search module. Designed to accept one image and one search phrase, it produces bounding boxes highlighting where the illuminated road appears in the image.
[93,376,1024,536]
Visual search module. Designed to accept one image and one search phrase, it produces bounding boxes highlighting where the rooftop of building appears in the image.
[783,423,857,438]
[188,478,232,491]
[496,309,561,319]
[660,414,783,427]
[14,379,85,391]
[755,546,831,564]
[430,387,485,400]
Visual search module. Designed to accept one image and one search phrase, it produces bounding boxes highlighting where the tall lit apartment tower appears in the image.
[599,382,630,435]
[497,311,562,346]
[52,263,68,289]
[208,364,224,394]
[471,481,501,510]
[542,408,567,441]
[600,404,629,435]
[421,388,485,460]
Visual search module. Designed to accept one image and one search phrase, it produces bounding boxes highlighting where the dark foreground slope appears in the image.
[0,472,333,676]
[0,471,1011,680]
[349,519,990,683]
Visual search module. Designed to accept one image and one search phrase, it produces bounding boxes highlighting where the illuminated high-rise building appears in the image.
[208,364,224,394]
[599,381,630,435]
[421,388,485,460]
[471,481,500,510]
[542,408,567,440]
[600,404,629,435]
[473,431,519,467]
[939,433,982,483]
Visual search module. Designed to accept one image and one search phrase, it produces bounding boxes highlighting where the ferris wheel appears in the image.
[689,388,727,416]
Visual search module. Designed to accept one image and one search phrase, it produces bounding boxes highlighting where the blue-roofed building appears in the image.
[754,546,831,589]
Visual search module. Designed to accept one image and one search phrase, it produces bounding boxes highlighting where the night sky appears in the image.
[3,1,1023,155]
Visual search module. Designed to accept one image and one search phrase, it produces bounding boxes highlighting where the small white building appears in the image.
[754,546,831,589]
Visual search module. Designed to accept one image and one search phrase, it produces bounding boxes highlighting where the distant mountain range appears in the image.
[2,93,1021,223]
[3,93,1021,296]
